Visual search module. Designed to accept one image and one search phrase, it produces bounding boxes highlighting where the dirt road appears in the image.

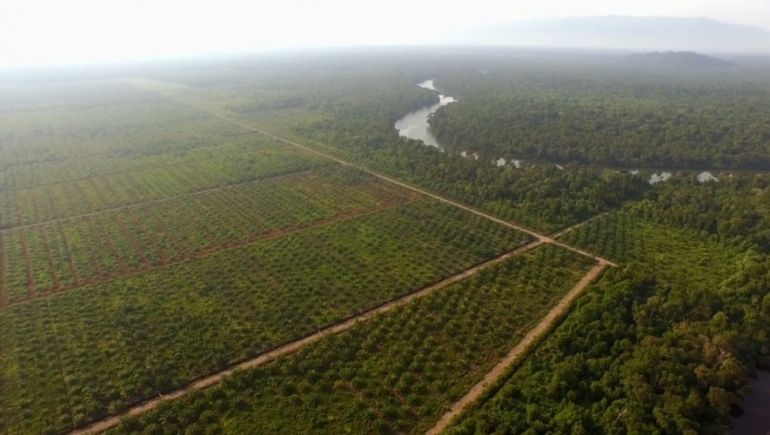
[426,260,610,435]
[69,87,619,435]
[69,240,544,435]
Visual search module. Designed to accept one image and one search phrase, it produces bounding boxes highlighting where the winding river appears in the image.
[395,80,456,149]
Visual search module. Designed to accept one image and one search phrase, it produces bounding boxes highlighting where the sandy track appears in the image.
[69,240,544,435]
[0,236,6,305]
[212,116,545,237]
[551,240,617,267]
[426,260,610,435]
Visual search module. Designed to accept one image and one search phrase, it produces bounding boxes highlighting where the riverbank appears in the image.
[394,79,456,148]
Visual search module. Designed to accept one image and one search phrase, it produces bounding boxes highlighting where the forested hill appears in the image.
[628,51,734,68]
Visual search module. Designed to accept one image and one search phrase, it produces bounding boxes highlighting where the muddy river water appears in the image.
[394,80,456,149]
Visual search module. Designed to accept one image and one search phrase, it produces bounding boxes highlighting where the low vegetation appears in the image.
[108,245,594,434]
[0,199,529,433]
[1,166,415,305]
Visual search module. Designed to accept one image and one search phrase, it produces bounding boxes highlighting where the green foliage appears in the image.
[0,200,528,434]
[628,174,770,252]
[449,177,770,434]
[0,167,415,304]
[108,245,594,434]
[449,254,770,434]
[429,61,770,170]
[0,137,331,230]
[202,68,651,232]
[4,52,770,435]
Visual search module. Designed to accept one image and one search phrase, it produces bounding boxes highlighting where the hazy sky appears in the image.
[0,0,768,66]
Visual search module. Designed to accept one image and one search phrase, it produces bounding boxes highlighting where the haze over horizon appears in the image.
[1,0,769,67]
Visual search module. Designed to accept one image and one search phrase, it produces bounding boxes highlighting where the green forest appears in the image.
[450,177,770,434]
[428,60,770,170]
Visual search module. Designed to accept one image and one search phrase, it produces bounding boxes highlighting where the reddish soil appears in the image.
[42,183,64,221]
[77,217,104,278]
[0,169,314,235]
[94,216,128,274]
[19,229,36,298]
[210,114,617,266]
[39,226,61,290]
[202,199,252,244]
[37,98,620,434]
[126,209,167,264]
[119,172,156,202]
[111,212,150,267]
[57,221,82,284]
[86,178,110,210]
[0,236,7,305]
[60,182,89,220]
[5,200,413,309]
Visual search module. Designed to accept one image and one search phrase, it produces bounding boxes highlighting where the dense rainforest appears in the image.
[627,51,734,69]
[428,59,770,169]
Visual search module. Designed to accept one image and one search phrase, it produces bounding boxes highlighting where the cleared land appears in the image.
[133,84,616,266]
[124,56,770,435]
[0,137,331,230]
[72,240,546,435]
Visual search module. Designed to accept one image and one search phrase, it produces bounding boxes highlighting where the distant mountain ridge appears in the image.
[628,51,734,68]
[444,16,770,54]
